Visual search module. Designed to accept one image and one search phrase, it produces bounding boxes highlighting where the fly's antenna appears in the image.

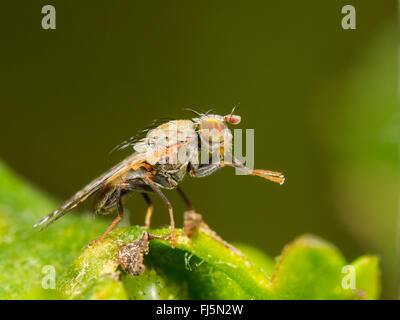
[230,103,240,115]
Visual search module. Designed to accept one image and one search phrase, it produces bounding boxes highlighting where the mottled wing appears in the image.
[33,152,146,231]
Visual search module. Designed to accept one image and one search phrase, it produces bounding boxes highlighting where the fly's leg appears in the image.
[141,193,153,229]
[190,160,284,184]
[88,188,124,247]
[143,176,177,247]
[176,186,194,211]
[222,158,285,185]
[188,163,222,178]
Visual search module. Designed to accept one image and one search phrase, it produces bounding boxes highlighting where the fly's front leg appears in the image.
[89,188,124,247]
[143,176,177,247]
[190,160,284,184]
[222,158,285,185]
[188,163,222,178]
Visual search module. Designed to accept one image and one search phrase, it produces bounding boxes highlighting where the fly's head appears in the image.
[193,109,241,158]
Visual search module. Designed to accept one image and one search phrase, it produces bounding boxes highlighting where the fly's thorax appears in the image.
[134,120,199,166]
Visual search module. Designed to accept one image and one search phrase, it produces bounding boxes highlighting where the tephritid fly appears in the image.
[34,108,285,247]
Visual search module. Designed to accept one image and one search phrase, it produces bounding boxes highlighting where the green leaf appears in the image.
[351,255,380,300]
[271,235,352,299]
[79,275,128,300]
[0,160,380,299]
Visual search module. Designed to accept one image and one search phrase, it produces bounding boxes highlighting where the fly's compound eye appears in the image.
[224,113,241,125]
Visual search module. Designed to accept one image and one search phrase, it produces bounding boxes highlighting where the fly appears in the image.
[33,108,285,247]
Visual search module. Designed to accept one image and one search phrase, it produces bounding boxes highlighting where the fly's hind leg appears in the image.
[176,186,194,211]
[88,188,124,247]
[141,193,153,229]
[143,176,177,248]
[117,178,154,228]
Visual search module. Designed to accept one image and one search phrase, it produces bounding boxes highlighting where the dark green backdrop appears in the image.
[1,1,398,298]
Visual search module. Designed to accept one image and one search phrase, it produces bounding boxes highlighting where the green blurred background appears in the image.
[1,1,398,298]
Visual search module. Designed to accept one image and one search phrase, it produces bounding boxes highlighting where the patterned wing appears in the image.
[33,152,146,231]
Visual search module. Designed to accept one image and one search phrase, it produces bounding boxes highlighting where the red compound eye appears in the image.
[224,114,241,125]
